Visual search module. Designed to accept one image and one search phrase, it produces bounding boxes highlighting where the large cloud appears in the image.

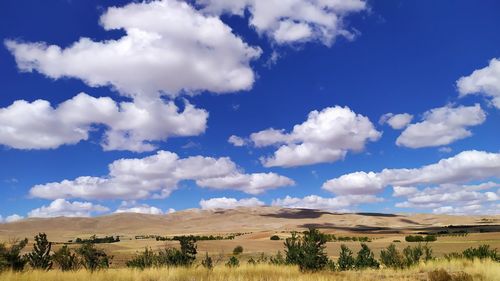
[272,194,383,211]
[5,0,261,98]
[28,199,109,218]
[457,58,500,109]
[197,0,367,45]
[396,104,486,148]
[0,93,207,151]
[322,150,500,214]
[247,106,381,167]
[30,150,294,200]
[199,197,265,209]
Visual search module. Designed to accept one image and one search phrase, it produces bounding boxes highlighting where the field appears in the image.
[0,207,499,280]
[1,259,499,281]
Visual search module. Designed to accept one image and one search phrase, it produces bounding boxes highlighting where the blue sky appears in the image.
[0,0,499,221]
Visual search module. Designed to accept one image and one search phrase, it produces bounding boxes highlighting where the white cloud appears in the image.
[457,58,500,109]
[199,197,265,209]
[272,194,383,211]
[396,104,486,148]
[322,171,383,195]
[438,147,452,153]
[379,113,413,129]
[30,150,294,200]
[115,204,164,215]
[5,0,261,98]
[228,135,247,147]
[249,106,381,167]
[2,214,24,223]
[197,0,367,45]
[196,173,294,194]
[28,199,109,218]
[0,93,208,151]
[322,150,500,214]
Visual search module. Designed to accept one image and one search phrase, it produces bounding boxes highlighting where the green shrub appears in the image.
[380,244,404,269]
[355,243,379,269]
[225,256,239,267]
[126,247,156,269]
[462,245,499,261]
[233,245,243,255]
[270,235,280,241]
[0,238,28,271]
[337,244,355,271]
[405,235,437,242]
[75,242,111,271]
[269,251,285,265]
[299,228,328,271]
[26,233,52,270]
[52,245,79,271]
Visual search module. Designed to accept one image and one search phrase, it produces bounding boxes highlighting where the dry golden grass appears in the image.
[1,259,499,281]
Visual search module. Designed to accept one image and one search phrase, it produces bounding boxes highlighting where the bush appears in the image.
[270,235,280,241]
[405,235,437,242]
[27,233,53,270]
[428,268,452,281]
[178,236,197,265]
[201,252,213,269]
[355,243,379,269]
[462,245,499,261]
[0,238,28,271]
[337,244,355,271]
[126,247,156,269]
[233,245,244,255]
[269,251,285,265]
[225,256,239,267]
[76,242,111,271]
[52,245,79,271]
[380,244,404,269]
[283,228,328,271]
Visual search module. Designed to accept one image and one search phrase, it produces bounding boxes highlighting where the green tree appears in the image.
[178,236,197,266]
[355,243,379,269]
[0,238,28,271]
[27,233,53,270]
[76,242,111,271]
[52,245,79,271]
[380,244,404,269]
[126,247,156,269]
[299,228,328,271]
[233,245,244,255]
[225,256,239,267]
[284,232,302,265]
[337,244,355,271]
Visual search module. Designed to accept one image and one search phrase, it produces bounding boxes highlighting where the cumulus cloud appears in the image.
[396,104,486,148]
[0,93,207,151]
[246,106,380,167]
[228,135,247,147]
[5,0,261,98]
[0,214,24,223]
[28,199,109,218]
[114,204,165,215]
[322,150,500,214]
[199,197,265,209]
[379,113,413,129]
[271,194,383,211]
[457,58,500,109]
[30,150,294,200]
[197,0,367,45]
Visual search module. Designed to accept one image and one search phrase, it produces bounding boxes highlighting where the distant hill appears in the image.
[1,207,498,242]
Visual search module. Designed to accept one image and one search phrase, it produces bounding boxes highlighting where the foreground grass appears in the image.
[1,259,499,281]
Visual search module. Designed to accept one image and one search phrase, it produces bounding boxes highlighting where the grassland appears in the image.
[1,259,499,281]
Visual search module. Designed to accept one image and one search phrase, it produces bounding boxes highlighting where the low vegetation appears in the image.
[404,234,437,242]
[71,235,120,244]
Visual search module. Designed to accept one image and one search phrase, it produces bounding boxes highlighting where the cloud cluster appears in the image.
[114,202,173,215]
[323,150,500,214]
[197,0,367,45]
[247,106,380,167]
[199,197,265,209]
[379,113,413,129]
[396,104,486,148]
[457,58,500,109]
[0,214,24,223]
[271,194,382,211]
[0,93,207,151]
[27,199,109,218]
[30,150,294,200]
[5,0,261,98]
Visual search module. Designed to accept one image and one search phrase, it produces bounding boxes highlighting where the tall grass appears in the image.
[1,259,499,281]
